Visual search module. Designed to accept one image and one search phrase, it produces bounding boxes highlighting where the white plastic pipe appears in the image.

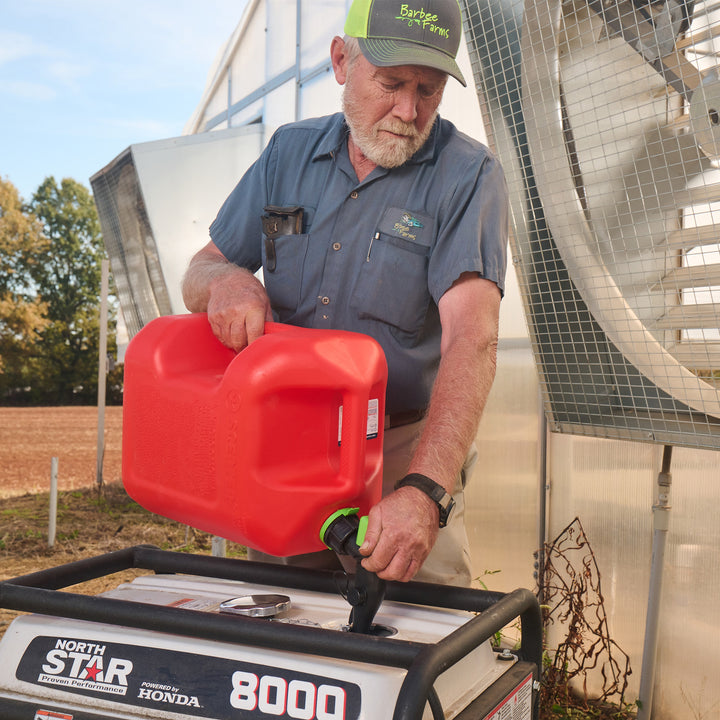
[212,536,227,558]
[48,457,58,548]
[96,258,109,487]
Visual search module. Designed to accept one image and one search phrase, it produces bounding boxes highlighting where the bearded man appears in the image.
[182,0,509,587]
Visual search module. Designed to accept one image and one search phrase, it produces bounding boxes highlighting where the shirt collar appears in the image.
[411,118,440,164]
[312,113,349,161]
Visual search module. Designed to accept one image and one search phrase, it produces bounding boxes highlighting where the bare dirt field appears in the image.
[0,406,123,498]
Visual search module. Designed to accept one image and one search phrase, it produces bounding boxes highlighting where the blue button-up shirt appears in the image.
[210,113,508,414]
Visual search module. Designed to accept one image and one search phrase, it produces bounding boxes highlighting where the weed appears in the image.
[474,569,519,648]
[57,530,79,542]
[539,518,636,719]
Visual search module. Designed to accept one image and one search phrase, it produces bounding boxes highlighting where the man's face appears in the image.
[342,53,447,169]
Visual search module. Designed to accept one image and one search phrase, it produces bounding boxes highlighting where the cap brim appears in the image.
[358,37,467,87]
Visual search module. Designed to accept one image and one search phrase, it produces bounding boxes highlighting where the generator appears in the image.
[0,545,541,720]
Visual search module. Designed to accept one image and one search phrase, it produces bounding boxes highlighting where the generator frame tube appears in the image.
[0,545,542,720]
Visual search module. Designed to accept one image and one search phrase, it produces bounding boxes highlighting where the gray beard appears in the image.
[342,89,436,169]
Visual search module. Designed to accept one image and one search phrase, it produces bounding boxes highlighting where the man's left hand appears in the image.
[357,487,439,582]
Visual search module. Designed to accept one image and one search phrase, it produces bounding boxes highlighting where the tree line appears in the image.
[0,176,123,405]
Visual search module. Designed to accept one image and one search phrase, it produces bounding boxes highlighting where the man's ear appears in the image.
[330,36,349,85]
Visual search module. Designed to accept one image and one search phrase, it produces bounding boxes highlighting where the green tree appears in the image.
[28,177,118,404]
[0,176,119,404]
[0,178,49,395]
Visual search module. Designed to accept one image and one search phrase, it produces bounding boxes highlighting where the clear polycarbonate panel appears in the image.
[462,0,720,449]
[547,433,720,711]
[466,341,542,593]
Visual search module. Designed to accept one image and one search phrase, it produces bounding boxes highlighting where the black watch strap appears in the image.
[394,473,456,528]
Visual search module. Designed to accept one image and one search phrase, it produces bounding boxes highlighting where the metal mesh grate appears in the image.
[462,0,720,449]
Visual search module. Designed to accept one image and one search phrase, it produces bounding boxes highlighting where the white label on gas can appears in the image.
[338,399,380,444]
[366,398,379,439]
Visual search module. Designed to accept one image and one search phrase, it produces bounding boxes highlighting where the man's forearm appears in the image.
[406,274,502,493]
[182,248,244,312]
[407,329,497,492]
[181,244,271,350]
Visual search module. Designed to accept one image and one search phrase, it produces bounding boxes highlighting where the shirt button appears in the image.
[321,296,331,305]
[332,242,342,251]
[350,191,359,199]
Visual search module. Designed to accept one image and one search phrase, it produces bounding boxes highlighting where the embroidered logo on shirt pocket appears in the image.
[377,207,433,252]
[353,207,435,334]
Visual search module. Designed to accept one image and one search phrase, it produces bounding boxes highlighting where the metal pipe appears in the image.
[295,0,302,121]
[1,546,542,673]
[226,64,232,127]
[0,581,423,669]
[536,386,549,605]
[637,444,673,720]
[385,583,542,668]
[393,588,542,720]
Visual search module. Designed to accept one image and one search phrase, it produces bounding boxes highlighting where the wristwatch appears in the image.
[394,473,456,528]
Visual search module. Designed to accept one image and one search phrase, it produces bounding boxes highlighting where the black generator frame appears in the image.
[0,545,542,720]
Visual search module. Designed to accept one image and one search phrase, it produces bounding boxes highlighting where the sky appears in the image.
[0,0,249,203]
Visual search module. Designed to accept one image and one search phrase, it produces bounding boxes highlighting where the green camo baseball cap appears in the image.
[344,0,466,86]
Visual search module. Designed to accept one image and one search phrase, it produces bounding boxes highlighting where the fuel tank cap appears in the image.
[219,594,291,618]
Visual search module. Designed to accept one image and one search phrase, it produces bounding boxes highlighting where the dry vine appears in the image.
[541,517,633,714]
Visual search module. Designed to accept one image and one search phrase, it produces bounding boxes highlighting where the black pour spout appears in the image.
[321,510,386,634]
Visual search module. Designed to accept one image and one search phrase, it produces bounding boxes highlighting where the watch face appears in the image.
[439,495,456,528]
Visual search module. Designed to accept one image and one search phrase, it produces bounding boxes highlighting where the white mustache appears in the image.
[375,122,418,139]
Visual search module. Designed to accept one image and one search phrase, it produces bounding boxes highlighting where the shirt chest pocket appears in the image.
[351,208,434,334]
[261,233,309,318]
[260,205,315,320]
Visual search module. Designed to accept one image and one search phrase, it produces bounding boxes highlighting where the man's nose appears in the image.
[393,89,419,123]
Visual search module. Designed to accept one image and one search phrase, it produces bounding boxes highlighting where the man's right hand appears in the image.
[182,242,272,352]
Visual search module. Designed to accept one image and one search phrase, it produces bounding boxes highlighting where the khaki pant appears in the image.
[248,421,476,587]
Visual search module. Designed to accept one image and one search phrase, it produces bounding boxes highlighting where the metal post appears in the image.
[48,457,58,548]
[536,386,548,605]
[295,0,302,121]
[227,65,232,127]
[637,445,673,720]
[96,258,109,487]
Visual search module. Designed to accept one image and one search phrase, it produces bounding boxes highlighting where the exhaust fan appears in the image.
[462,0,720,449]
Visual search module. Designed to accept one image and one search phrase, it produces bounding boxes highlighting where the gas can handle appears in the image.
[337,390,367,493]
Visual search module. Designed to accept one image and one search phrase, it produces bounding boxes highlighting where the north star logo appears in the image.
[138,682,202,708]
[395,4,451,38]
[38,639,133,696]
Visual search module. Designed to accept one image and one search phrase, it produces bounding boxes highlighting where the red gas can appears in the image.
[122,313,387,556]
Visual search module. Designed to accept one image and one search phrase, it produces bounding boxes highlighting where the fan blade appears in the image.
[585,0,706,98]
